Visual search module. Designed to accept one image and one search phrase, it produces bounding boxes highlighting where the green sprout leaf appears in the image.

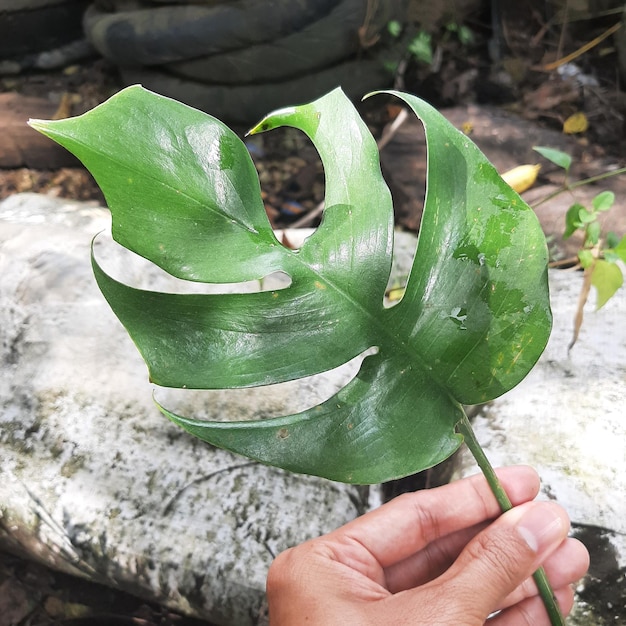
[387,19,402,38]
[564,203,586,238]
[592,190,615,212]
[606,231,621,249]
[615,235,626,264]
[458,24,474,45]
[29,86,551,485]
[603,250,621,264]
[591,260,624,309]
[578,249,595,269]
[533,146,572,172]
[447,22,474,45]
[578,206,596,224]
[585,220,601,247]
[408,31,433,65]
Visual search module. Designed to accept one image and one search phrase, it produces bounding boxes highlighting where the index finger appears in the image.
[327,465,540,569]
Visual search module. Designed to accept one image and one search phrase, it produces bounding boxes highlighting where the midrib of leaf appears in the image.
[287,237,455,402]
[110,149,261,236]
[33,127,264,237]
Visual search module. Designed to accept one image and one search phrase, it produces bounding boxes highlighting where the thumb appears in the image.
[442,501,570,621]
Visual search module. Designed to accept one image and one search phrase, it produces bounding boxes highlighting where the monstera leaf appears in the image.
[30,86,551,485]
[32,88,564,623]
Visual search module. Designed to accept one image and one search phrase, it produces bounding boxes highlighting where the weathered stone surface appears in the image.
[3,190,623,623]
[0,193,382,625]
[452,269,626,625]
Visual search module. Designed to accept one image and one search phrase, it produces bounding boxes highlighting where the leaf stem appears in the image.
[457,412,565,626]
[533,166,626,208]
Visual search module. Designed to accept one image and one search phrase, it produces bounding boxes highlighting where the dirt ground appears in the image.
[2,3,625,229]
[1,2,625,624]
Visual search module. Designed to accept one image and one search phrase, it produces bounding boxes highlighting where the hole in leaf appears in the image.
[384,231,419,308]
[378,104,426,308]
[155,347,379,423]
[93,232,294,294]
[248,126,325,232]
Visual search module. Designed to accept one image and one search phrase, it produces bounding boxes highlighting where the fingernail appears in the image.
[516,503,567,553]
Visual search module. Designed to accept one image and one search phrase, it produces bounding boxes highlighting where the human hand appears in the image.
[266,466,589,625]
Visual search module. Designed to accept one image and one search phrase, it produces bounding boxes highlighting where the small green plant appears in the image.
[534,146,626,349]
[407,30,434,65]
[31,87,563,624]
[386,19,402,38]
[445,20,474,46]
[385,19,473,69]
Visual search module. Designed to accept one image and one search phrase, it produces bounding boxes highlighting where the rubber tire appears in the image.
[141,0,239,3]
[143,0,239,3]
[0,0,87,58]
[83,0,339,66]
[0,0,69,11]
[121,58,392,125]
[165,0,368,84]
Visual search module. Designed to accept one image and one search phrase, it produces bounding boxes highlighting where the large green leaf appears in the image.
[30,86,552,484]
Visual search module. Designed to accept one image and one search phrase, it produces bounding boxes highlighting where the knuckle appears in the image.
[466,526,534,585]
[266,547,300,594]
[407,495,442,545]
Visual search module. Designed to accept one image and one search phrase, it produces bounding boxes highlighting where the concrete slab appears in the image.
[0,193,379,625]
